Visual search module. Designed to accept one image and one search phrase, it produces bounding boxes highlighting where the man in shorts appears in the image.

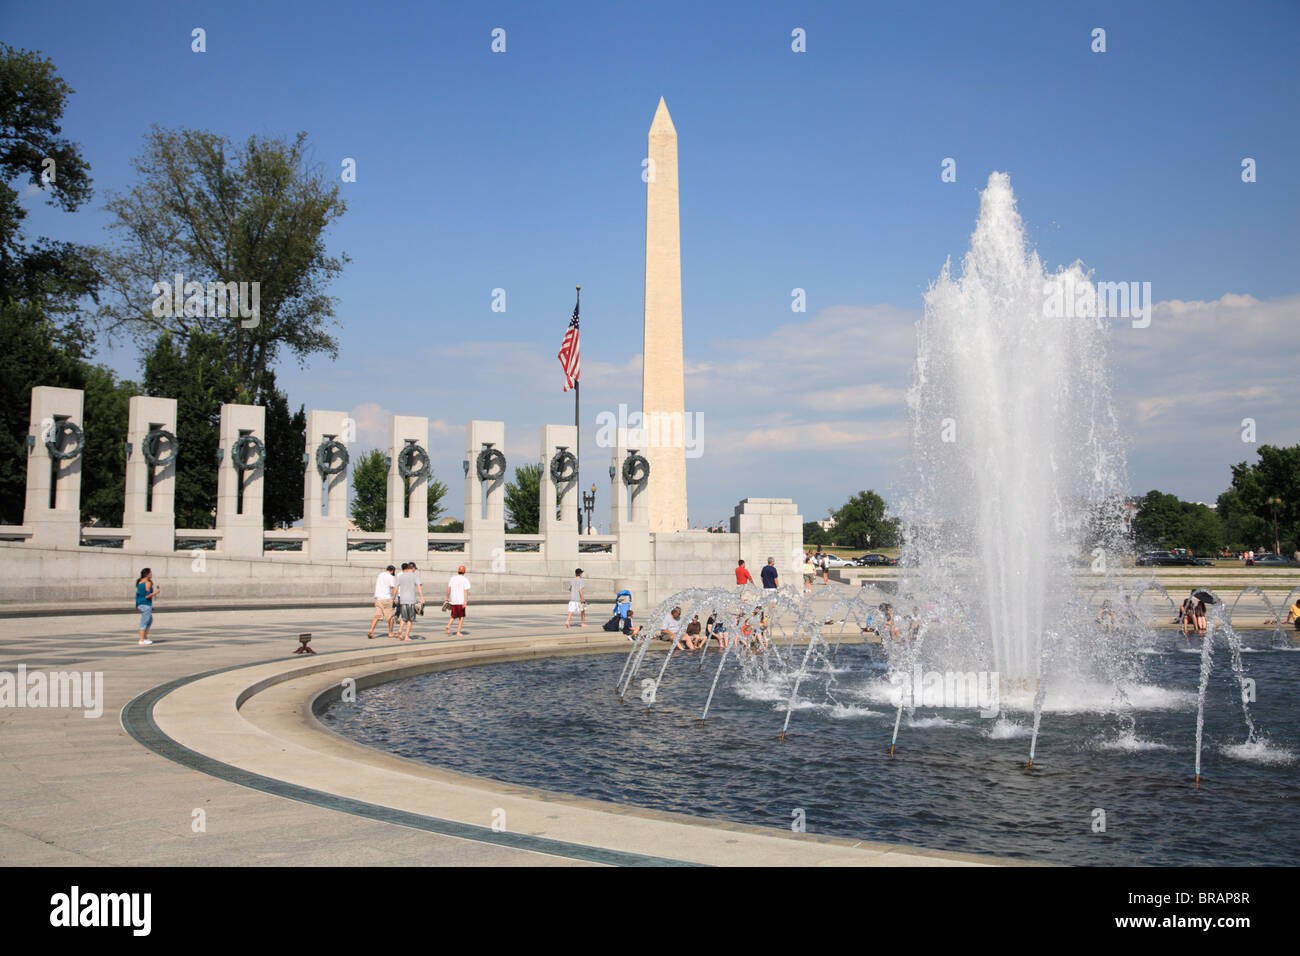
[368,565,397,639]
[565,568,585,628]
[659,606,694,648]
[446,565,470,637]
[395,562,424,641]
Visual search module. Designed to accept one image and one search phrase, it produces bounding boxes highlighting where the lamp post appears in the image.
[582,483,596,536]
[1267,496,1282,556]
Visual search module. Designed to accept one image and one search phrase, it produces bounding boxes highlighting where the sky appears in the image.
[6,0,1299,526]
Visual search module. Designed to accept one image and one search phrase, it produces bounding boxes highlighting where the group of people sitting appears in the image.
[603,593,772,652]
[663,605,772,652]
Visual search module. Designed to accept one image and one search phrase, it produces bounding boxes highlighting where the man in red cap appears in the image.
[445,565,470,636]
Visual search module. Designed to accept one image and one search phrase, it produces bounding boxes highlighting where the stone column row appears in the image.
[20,391,646,570]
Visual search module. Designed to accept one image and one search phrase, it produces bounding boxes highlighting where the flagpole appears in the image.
[574,285,581,534]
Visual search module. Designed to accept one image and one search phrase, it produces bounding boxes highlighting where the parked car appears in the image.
[1136,551,1197,567]
[822,554,854,568]
[1253,553,1299,567]
[853,553,897,567]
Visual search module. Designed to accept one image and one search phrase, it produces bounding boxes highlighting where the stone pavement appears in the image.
[1,602,600,865]
[0,590,1006,866]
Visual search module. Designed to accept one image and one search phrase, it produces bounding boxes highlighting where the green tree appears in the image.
[95,127,348,399]
[142,331,239,527]
[1177,502,1224,555]
[1217,445,1300,554]
[831,491,899,549]
[1131,489,1225,554]
[0,301,87,522]
[0,46,99,523]
[802,521,831,547]
[350,449,387,532]
[1132,490,1183,550]
[262,382,305,529]
[79,365,134,525]
[425,476,448,530]
[0,45,96,330]
[504,462,542,534]
[350,449,448,533]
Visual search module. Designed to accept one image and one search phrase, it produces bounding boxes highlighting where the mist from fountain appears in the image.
[898,171,1131,705]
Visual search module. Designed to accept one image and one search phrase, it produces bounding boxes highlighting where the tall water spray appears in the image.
[902,172,1128,688]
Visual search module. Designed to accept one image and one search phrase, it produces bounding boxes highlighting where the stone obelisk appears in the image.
[641,97,687,533]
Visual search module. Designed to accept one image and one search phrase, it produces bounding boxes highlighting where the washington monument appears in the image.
[641,97,687,533]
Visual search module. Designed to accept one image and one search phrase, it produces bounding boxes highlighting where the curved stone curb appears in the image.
[124,635,1014,867]
[122,652,694,867]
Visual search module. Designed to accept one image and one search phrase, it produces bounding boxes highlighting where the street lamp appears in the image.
[1267,496,1283,556]
[582,483,596,536]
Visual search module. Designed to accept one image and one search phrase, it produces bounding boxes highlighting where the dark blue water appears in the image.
[321,635,1300,865]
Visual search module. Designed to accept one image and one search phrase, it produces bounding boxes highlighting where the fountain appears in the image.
[613,173,1291,776]
[900,172,1128,692]
[319,175,1299,864]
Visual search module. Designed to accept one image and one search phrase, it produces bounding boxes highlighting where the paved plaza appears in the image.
[1,588,1002,867]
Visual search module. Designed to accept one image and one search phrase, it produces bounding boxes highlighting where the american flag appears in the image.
[558,292,580,392]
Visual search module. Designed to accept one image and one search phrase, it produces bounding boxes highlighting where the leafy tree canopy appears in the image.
[96,126,348,399]
[831,490,899,550]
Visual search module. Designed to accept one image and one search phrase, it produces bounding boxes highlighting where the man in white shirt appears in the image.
[445,565,471,637]
[565,568,585,628]
[368,565,397,640]
[659,606,697,649]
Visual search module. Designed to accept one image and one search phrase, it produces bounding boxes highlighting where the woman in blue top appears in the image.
[135,568,159,646]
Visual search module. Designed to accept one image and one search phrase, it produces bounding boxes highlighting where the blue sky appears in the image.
[7,0,1299,525]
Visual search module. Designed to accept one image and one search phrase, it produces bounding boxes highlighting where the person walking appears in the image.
[819,551,830,586]
[761,556,779,589]
[395,562,424,641]
[803,553,815,592]
[446,565,471,637]
[135,568,159,646]
[368,565,397,640]
[566,568,586,628]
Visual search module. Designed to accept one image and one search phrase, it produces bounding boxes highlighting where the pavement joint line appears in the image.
[120,648,701,867]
